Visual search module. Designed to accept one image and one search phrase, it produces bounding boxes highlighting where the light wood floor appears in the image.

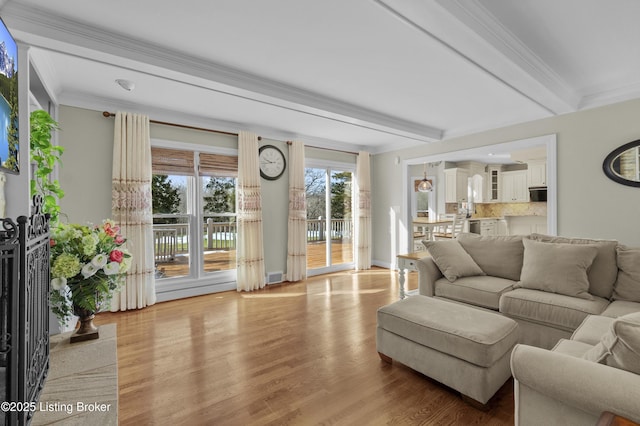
[96,268,514,425]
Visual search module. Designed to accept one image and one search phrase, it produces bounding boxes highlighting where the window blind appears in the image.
[151,147,195,176]
[151,148,238,177]
[199,152,238,177]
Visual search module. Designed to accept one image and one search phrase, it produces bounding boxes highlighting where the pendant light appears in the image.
[418,163,432,192]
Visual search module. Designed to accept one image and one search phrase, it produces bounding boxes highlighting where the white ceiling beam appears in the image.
[2,2,444,143]
[374,0,579,115]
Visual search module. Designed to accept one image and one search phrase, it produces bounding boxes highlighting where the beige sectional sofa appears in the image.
[511,313,640,425]
[417,233,640,349]
[415,233,640,423]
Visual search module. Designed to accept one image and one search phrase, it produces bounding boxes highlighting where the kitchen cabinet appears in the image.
[497,219,508,235]
[469,217,508,236]
[444,168,469,203]
[527,160,547,187]
[468,174,484,204]
[480,219,497,236]
[485,165,502,202]
[501,170,528,202]
[505,215,547,235]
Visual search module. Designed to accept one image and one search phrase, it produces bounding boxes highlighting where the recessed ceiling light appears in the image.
[115,79,135,92]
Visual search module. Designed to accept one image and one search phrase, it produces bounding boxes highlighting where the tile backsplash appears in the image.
[475,202,547,217]
[446,202,547,217]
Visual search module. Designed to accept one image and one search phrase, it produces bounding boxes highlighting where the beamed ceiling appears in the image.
[2,0,639,153]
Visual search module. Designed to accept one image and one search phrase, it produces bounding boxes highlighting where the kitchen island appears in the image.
[467,217,507,236]
[503,215,547,235]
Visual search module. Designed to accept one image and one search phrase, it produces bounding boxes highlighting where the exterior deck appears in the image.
[155,241,354,279]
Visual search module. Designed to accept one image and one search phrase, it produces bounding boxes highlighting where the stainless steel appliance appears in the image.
[468,220,481,234]
[529,186,547,202]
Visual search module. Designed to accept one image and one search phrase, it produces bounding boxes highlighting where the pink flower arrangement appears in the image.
[109,249,124,263]
[49,219,132,325]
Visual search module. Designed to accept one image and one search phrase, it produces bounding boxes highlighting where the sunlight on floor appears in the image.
[240,292,307,298]
[240,288,386,298]
[311,289,385,295]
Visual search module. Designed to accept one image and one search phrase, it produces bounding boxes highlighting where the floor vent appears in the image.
[266,271,283,285]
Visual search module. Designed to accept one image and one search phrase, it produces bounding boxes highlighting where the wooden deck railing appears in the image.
[153,215,352,264]
[306,218,353,242]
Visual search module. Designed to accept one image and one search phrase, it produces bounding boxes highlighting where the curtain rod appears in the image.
[102,111,261,140]
[102,111,361,154]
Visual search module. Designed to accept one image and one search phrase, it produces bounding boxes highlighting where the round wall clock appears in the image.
[258,144,286,180]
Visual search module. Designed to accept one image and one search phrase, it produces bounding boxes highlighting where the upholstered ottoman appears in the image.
[376,296,519,405]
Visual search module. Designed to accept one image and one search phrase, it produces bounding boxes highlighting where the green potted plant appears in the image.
[30,109,64,223]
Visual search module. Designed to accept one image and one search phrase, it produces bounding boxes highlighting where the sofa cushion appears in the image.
[516,238,597,300]
[530,233,618,299]
[457,233,524,281]
[612,245,640,303]
[571,315,615,345]
[582,312,640,375]
[377,296,518,367]
[423,240,485,282]
[600,300,640,318]
[434,276,515,310]
[552,338,594,358]
[499,288,609,332]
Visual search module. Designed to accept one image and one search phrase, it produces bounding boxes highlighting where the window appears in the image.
[151,145,238,295]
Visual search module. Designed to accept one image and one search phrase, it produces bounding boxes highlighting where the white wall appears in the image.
[372,98,640,266]
[58,106,113,224]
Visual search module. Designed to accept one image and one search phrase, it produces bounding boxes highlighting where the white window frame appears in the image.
[151,138,239,301]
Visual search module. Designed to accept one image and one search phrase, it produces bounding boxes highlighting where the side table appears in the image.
[396,252,430,299]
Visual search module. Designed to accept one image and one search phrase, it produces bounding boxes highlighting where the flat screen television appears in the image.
[0,16,18,174]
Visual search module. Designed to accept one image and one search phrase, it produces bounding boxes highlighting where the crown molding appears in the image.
[368,138,426,155]
[58,91,374,154]
[61,90,426,155]
[2,2,443,143]
[578,80,640,110]
[433,0,579,113]
[27,47,60,103]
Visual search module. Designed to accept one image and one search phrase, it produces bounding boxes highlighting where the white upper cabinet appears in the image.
[468,174,484,204]
[501,170,528,202]
[444,168,469,202]
[485,165,502,202]
[527,160,547,187]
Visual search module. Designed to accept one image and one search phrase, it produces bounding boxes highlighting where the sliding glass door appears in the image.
[305,164,354,275]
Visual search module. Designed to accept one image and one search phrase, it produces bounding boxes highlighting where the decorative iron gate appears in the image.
[1,196,50,425]
[0,218,19,425]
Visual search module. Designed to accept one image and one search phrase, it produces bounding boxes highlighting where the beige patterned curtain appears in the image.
[236,131,266,291]
[285,140,307,281]
[355,151,372,270]
[111,112,156,310]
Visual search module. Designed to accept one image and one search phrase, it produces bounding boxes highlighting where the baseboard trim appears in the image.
[155,282,236,303]
[372,259,393,269]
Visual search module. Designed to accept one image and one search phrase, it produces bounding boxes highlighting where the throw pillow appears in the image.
[457,233,524,281]
[582,312,640,375]
[422,240,485,282]
[516,238,597,300]
[612,245,640,303]
[529,233,618,299]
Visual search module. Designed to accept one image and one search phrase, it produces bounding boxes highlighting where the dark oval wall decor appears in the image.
[602,139,640,187]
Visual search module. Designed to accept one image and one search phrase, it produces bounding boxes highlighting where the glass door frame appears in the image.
[305,158,356,277]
